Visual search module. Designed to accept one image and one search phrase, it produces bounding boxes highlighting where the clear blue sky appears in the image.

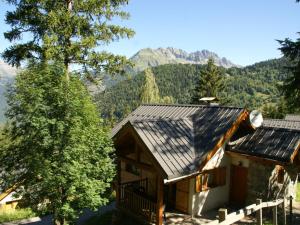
[0,0,300,66]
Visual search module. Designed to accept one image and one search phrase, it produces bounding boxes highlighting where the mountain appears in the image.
[129,47,240,72]
[95,58,289,124]
[0,61,17,123]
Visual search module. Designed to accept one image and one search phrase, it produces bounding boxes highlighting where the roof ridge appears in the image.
[141,103,244,109]
[264,118,300,122]
[260,125,300,133]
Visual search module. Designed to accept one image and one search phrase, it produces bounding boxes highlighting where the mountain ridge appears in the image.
[129,47,240,72]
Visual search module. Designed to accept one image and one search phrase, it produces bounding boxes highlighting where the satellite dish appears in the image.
[249,110,263,129]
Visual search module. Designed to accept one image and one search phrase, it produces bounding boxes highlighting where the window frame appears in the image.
[195,167,226,192]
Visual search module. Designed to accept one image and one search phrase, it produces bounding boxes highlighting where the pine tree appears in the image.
[278,36,300,111]
[191,58,224,104]
[0,63,115,225]
[3,0,135,80]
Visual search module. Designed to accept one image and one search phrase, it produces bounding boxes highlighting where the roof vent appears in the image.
[199,97,219,106]
[249,110,263,129]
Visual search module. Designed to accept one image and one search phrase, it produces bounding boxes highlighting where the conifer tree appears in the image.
[3,0,135,80]
[191,58,223,104]
[278,36,300,111]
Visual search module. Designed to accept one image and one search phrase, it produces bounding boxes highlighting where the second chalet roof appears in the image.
[229,121,300,163]
[263,119,300,130]
[112,104,245,179]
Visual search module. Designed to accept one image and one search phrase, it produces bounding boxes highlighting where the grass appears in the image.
[0,208,36,223]
[296,182,300,202]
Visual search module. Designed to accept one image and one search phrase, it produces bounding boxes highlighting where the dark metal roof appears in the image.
[113,104,245,179]
[285,114,300,121]
[229,127,300,163]
[263,119,300,131]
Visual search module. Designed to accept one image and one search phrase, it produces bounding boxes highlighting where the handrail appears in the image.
[206,198,285,225]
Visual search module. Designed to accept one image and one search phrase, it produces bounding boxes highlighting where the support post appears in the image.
[156,177,164,225]
[283,199,286,225]
[115,159,121,208]
[289,196,293,225]
[218,208,227,222]
[273,204,278,225]
[256,199,262,225]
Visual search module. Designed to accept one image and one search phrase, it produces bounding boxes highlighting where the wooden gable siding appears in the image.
[114,123,168,179]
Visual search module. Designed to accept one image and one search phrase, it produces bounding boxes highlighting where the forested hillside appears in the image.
[95,58,290,124]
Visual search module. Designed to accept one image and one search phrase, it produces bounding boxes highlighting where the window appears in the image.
[125,163,140,176]
[277,166,285,184]
[195,167,226,192]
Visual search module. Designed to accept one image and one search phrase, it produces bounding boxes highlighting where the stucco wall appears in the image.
[190,147,231,215]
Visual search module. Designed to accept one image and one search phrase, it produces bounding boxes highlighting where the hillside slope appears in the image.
[95,58,289,123]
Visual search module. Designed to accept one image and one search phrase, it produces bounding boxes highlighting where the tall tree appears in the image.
[3,0,135,80]
[0,63,115,225]
[140,68,174,104]
[191,58,223,104]
[278,36,300,111]
[275,0,300,112]
[140,68,161,103]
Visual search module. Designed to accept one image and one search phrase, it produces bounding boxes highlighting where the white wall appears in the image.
[190,146,231,216]
[0,191,21,204]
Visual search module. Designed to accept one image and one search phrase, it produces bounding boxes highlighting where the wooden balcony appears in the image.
[117,178,157,224]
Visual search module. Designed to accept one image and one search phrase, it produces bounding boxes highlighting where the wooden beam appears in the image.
[156,177,164,225]
[199,110,249,170]
[115,159,121,208]
[120,156,155,172]
[256,199,262,225]
[290,143,300,164]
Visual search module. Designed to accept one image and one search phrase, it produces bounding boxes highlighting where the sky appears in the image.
[0,0,300,66]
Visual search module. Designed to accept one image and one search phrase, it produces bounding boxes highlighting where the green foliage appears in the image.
[3,0,134,78]
[0,63,115,225]
[0,208,36,223]
[191,58,224,103]
[262,99,289,119]
[140,68,174,104]
[278,35,300,112]
[95,58,289,123]
[296,182,300,202]
[140,68,161,103]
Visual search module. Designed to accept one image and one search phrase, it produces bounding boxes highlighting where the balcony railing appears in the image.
[118,178,157,223]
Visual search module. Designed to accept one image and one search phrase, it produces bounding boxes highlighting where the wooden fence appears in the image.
[118,178,157,223]
[206,198,286,225]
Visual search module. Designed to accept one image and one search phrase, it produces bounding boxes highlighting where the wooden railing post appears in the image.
[156,177,164,225]
[256,199,262,225]
[116,159,121,208]
[289,196,293,225]
[219,208,227,222]
[273,204,278,225]
[283,199,286,225]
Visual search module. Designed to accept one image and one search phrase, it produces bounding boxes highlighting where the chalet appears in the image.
[112,104,300,225]
[0,186,21,211]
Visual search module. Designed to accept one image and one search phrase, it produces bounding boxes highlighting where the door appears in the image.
[175,179,189,213]
[230,165,248,206]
